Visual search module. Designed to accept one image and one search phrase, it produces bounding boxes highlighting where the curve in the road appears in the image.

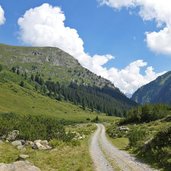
[90,124,157,171]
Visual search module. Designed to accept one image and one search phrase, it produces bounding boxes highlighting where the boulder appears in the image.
[6,130,19,141]
[18,154,29,160]
[118,126,130,131]
[33,140,52,150]
[0,161,41,171]
[40,140,48,146]
[25,141,34,146]
[11,140,22,147]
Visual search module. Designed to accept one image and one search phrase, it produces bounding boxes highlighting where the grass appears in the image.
[0,81,117,123]
[108,137,129,150]
[106,119,171,171]
[0,44,115,88]
[0,69,119,170]
[27,124,96,171]
[0,142,20,163]
[0,124,96,171]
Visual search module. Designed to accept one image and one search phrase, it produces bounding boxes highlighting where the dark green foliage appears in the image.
[139,126,171,170]
[31,74,34,81]
[0,112,74,142]
[20,72,135,117]
[120,104,169,124]
[128,128,148,147]
[16,69,20,75]
[19,81,25,87]
[0,64,3,72]
[24,72,27,79]
[106,125,128,139]
[11,66,17,73]
[91,116,99,123]
[0,44,136,117]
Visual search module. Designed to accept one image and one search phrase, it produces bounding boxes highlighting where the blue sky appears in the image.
[0,0,170,94]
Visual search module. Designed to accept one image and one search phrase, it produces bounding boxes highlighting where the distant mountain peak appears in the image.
[131,71,171,104]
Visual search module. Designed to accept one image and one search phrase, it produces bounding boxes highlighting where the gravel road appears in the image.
[90,124,157,171]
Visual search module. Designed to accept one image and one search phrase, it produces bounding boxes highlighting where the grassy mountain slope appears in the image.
[0,43,115,87]
[0,70,116,123]
[0,69,119,171]
[0,44,136,115]
[132,71,171,104]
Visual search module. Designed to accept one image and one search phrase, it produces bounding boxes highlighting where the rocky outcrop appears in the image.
[32,140,52,150]
[11,140,22,147]
[0,161,41,171]
[10,139,52,150]
[6,130,19,141]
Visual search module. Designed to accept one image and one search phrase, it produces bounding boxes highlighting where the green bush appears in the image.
[0,112,74,142]
[128,127,148,147]
[139,126,171,170]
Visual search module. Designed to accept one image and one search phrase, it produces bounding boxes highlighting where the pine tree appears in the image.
[19,81,25,87]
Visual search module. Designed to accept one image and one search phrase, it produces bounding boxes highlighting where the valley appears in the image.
[1,1,171,170]
[0,44,170,171]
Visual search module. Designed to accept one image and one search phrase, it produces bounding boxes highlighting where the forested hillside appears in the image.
[0,44,136,116]
[132,71,171,104]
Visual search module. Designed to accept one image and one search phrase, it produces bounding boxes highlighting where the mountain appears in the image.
[131,71,171,104]
[0,44,114,88]
[0,44,136,116]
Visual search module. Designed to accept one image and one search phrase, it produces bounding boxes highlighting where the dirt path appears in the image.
[90,124,157,171]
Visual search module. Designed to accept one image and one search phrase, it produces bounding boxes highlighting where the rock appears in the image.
[71,131,85,140]
[118,126,130,131]
[0,161,41,171]
[17,145,26,151]
[33,140,52,150]
[20,140,26,145]
[11,140,22,147]
[6,130,19,141]
[40,140,48,146]
[0,135,6,140]
[18,154,29,160]
[25,141,34,146]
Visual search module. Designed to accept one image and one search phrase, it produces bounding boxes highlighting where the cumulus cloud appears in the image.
[18,3,163,94]
[0,5,5,25]
[108,60,164,94]
[99,0,171,55]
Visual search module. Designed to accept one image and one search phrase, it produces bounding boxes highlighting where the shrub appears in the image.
[0,112,73,142]
[128,127,148,147]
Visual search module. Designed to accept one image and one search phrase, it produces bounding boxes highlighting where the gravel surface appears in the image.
[90,124,158,171]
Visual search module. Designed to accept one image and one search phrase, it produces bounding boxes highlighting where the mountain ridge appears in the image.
[131,71,171,104]
[0,43,117,89]
[0,43,136,116]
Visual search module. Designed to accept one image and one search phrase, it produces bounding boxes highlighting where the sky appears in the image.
[0,0,171,95]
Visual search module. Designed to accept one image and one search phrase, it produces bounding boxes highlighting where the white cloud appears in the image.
[107,60,164,94]
[18,3,163,94]
[99,0,136,9]
[99,0,171,55]
[0,5,5,25]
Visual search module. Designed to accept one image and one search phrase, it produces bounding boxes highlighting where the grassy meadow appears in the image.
[0,69,118,170]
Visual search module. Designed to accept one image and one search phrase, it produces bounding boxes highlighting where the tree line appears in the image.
[11,67,133,116]
[120,104,170,124]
